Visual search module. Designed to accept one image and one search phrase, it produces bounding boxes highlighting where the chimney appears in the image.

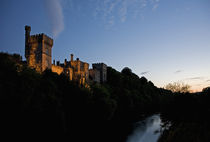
[53,60,55,65]
[64,59,67,66]
[56,61,60,66]
[71,54,74,61]
[76,58,79,61]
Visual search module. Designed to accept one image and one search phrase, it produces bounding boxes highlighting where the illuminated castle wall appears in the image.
[25,25,107,84]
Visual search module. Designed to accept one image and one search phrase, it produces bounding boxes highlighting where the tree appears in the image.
[202,87,210,93]
[165,82,191,93]
[121,67,132,76]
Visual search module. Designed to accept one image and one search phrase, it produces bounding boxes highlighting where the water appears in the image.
[126,114,161,142]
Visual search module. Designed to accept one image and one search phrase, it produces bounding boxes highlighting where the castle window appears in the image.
[46,48,49,55]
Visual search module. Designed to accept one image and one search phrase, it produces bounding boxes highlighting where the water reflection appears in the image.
[126,114,161,142]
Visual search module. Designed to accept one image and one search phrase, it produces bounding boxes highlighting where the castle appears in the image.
[25,25,107,84]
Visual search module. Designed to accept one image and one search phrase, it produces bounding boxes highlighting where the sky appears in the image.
[0,0,210,92]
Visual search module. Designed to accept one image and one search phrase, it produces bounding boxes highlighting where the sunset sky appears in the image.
[0,0,210,92]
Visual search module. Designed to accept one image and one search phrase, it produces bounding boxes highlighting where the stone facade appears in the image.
[25,26,53,72]
[89,69,100,83]
[24,25,107,85]
[92,63,107,83]
[52,54,89,84]
[51,65,64,75]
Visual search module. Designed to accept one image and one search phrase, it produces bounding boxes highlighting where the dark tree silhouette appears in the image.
[1,52,210,142]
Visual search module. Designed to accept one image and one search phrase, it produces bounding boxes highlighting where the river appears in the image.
[126,114,162,142]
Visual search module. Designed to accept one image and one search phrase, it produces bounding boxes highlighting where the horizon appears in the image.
[0,0,210,92]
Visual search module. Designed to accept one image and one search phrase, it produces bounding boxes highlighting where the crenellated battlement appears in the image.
[92,63,107,83]
[92,63,106,65]
[25,25,53,72]
[25,25,107,84]
[29,33,53,46]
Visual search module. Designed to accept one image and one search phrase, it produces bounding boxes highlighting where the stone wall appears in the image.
[89,69,100,83]
[64,67,73,80]
[24,26,106,85]
[42,42,52,71]
[25,25,53,72]
[70,58,89,83]
[52,65,64,75]
[92,63,107,83]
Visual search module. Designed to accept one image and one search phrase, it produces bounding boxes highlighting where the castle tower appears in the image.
[92,63,107,83]
[25,26,31,62]
[25,25,53,72]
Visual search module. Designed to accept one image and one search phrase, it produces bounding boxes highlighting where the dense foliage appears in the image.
[1,52,210,141]
[0,53,166,140]
[158,89,210,142]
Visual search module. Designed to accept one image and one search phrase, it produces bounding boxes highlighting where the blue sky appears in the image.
[0,0,210,92]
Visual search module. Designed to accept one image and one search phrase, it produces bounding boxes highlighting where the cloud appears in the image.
[44,0,64,38]
[152,4,159,11]
[55,0,161,29]
[174,70,183,74]
[185,77,205,80]
[92,0,161,27]
[108,16,115,27]
[195,84,202,86]
[141,71,149,75]
[150,0,160,11]
[119,0,128,23]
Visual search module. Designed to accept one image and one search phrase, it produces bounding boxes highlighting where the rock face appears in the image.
[24,25,107,85]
